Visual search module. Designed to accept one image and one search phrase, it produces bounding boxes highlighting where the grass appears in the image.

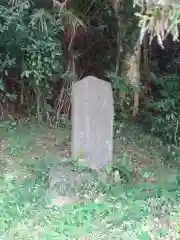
[0,120,179,239]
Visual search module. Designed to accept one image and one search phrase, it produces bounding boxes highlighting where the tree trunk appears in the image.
[110,0,141,117]
[110,0,124,75]
[123,39,141,117]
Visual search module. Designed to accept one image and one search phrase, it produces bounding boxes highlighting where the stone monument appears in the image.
[71,76,114,170]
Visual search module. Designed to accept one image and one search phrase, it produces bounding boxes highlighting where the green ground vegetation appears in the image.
[0,120,179,240]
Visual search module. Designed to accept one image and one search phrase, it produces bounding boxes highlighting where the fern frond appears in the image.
[30,8,54,32]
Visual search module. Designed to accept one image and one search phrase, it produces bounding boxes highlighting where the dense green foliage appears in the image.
[146,74,180,144]
[0,1,64,120]
[0,0,117,121]
[1,0,180,154]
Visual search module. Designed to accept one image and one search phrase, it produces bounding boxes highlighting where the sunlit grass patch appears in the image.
[0,122,179,239]
[0,164,179,239]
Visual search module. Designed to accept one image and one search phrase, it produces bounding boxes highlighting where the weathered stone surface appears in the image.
[48,161,100,203]
[71,76,114,169]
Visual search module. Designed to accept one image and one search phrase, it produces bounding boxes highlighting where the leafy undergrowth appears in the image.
[0,121,179,240]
